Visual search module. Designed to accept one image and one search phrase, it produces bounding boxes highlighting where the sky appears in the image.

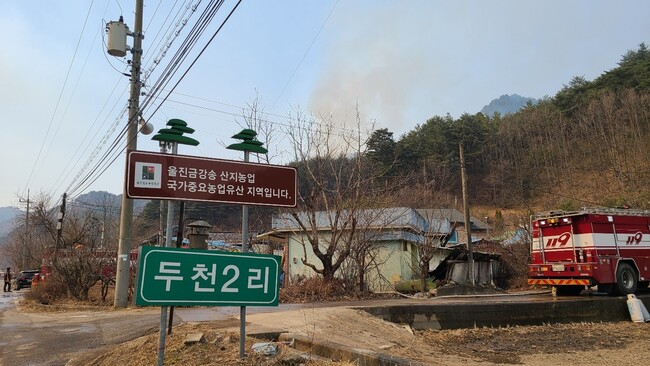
[0,0,649,209]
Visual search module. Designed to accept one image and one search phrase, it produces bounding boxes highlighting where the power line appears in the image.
[47,21,126,198]
[59,2,199,199]
[271,0,339,110]
[23,0,96,196]
[45,1,130,202]
[154,92,371,139]
[67,0,233,198]
[51,83,128,198]
[141,0,228,113]
[61,1,211,200]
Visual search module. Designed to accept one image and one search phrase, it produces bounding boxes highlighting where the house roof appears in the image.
[272,207,452,235]
[416,208,489,231]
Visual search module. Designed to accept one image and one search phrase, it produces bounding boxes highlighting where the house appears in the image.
[416,208,489,243]
[268,207,452,292]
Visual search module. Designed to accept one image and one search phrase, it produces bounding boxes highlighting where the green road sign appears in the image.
[135,246,281,306]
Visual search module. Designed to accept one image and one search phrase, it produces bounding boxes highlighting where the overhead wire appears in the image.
[271,0,339,110]
[143,0,201,85]
[68,0,243,199]
[151,89,369,139]
[64,1,201,199]
[23,0,96,197]
[141,0,226,113]
[51,2,134,200]
[65,0,361,200]
[67,201,122,216]
[65,2,195,196]
[66,108,129,198]
[47,15,120,199]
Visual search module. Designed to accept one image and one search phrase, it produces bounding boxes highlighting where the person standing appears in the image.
[3,267,11,292]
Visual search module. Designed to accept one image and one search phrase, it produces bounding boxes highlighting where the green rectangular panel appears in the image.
[135,246,280,306]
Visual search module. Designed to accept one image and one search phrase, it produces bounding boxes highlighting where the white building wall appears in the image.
[287,233,422,292]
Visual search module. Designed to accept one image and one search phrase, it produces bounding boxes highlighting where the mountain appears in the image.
[73,191,148,214]
[480,94,538,116]
[0,206,21,238]
[0,206,20,222]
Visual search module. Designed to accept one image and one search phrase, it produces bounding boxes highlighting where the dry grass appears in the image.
[280,277,399,303]
[81,322,357,366]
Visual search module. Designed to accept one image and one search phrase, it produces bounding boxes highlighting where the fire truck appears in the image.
[528,208,650,295]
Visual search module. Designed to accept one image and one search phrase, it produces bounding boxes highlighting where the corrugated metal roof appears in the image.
[272,207,451,235]
[416,208,488,230]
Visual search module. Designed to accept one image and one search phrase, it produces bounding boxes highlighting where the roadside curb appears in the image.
[271,332,427,366]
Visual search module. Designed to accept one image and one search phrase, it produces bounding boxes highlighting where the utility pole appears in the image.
[55,193,67,251]
[19,190,31,270]
[114,0,144,308]
[459,143,475,286]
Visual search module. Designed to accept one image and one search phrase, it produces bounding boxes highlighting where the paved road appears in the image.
[0,290,161,366]
[0,291,359,365]
[0,289,614,365]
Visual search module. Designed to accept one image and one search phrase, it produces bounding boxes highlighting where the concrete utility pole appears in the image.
[19,190,31,270]
[459,143,475,286]
[55,193,67,251]
[114,0,144,308]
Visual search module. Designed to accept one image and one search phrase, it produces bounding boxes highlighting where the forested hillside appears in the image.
[134,44,650,228]
[367,44,650,210]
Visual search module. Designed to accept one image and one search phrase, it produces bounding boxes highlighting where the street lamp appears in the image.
[227,129,269,154]
[226,128,267,254]
[151,118,199,249]
[150,118,199,365]
[227,128,267,359]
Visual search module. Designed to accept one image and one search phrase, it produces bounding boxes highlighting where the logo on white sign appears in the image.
[134,162,162,188]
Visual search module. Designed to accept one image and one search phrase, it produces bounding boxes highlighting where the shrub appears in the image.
[24,275,69,305]
[280,276,351,303]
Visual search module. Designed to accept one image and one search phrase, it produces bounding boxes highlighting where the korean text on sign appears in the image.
[136,246,280,307]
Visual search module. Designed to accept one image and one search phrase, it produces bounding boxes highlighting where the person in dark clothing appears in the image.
[3,267,11,292]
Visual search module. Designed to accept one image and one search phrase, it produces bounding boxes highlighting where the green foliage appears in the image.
[367,128,398,177]
[139,200,162,222]
[553,43,650,115]
[374,44,650,209]
[397,115,454,165]
[557,200,579,212]
[494,209,505,234]
[133,44,650,233]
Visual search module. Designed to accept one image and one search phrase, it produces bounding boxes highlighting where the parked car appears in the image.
[15,270,40,290]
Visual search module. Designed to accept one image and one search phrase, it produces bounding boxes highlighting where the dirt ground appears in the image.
[72,306,650,366]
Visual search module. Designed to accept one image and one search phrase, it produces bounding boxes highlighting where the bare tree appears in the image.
[27,196,114,301]
[0,193,54,271]
[221,90,284,164]
[285,105,381,283]
[347,206,406,293]
[396,160,456,293]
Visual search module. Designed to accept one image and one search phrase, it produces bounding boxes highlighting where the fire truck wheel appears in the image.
[614,263,637,295]
[554,285,583,296]
[597,284,613,294]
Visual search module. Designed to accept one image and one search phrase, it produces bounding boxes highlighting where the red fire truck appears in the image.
[528,208,650,295]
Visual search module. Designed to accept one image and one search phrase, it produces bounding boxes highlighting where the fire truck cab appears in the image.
[528,208,650,295]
